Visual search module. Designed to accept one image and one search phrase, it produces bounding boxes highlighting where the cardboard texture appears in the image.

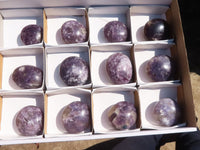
[0,0,197,146]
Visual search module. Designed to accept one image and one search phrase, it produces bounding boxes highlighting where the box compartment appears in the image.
[0,9,43,49]
[0,47,44,91]
[43,7,89,46]
[45,45,91,90]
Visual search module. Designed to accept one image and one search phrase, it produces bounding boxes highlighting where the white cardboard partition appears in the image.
[45,45,91,90]
[138,83,185,129]
[0,9,43,49]
[44,7,88,46]
[0,92,44,140]
[45,88,92,137]
[130,5,173,44]
[92,87,140,133]
[88,6,131,45]
[90,44,136,88]
[0,47,44,91]
[134,43,179,85]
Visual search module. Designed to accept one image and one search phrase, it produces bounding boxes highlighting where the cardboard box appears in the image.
[0,0,197,145]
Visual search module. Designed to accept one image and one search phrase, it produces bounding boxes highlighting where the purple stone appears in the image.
[20,24,43,45]
[16,106,43,136]
[104,21,128,42]
[61,20,87,44]
[144,18,171,41]
[60,56,89,86]
[108,101,137,130]
[12,65,43,89]
[62,101,90,134]
[152,98,181,127]
[106,53,132,84]
[146,55,175,81]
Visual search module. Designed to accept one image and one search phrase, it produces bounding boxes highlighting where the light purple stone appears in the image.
[60,56,89,86]
[106,53,132,84]
[146,55,175,81]
[62,101,90,133]
[61,20,87,44]
[12,65,43,89]
[144,18,171,41]
[152,98,181,127]
[104,21,128,42]
[20,24,43,45]
[108,101,137,130]
[16,106,43,136]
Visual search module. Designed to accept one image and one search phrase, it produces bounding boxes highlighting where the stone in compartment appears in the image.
[106,53,133,84]
[104,21,128,42]
[16,106,44,136]
[61,20,87,44]
[12,65,43,89]
[60,56,89,86]
[62,101,90,134]
[20,24,43,45]
[146,55,175,82]
[144,18,171,41]
[108,101,137,130]
[152,98,181,127]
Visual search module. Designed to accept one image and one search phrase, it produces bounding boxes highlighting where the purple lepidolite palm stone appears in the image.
[104,21,128,42]
[16,106,43,136]
[146,55,174,81]
[12,65,43,89]
[108,101,137,130]
[20,24,43,45]
[61,20,87,44]
[60,56,89,86]
[152,98,181,127]
[62,101,90,133]
[106,53,132,84]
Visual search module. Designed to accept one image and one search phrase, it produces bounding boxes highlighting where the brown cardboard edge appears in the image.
[43,10,47,44]
[168,0,196,127]
[134,90,141,129]
[0,54,3,89]
[0,96,2,130]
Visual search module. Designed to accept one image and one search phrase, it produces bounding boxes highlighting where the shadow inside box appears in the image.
[145,102,157,126]
[56,106,67,133]
[98,27,107,43]
[56,28,66,45]
[54,63,66,87]
[101,105,113,130]
[138,60,153,83]
[17,33,24,46]
[99,59,111,84]
[136,26,146,42]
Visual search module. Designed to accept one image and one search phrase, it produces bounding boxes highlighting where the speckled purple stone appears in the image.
[106,53,132,84]
[12,65,43,89]
[152,98,181,127]
[60,56,89,86]
[146,55,174,81]
[104,21,128,42]
[108,101,137,130]
[61,20,87,44]
[21,24,43,45]
[16,106,43,136]
[144,18,171,41]
[62,101,90,133]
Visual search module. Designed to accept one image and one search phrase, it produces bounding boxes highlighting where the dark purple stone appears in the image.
[60,56,89,86]
[62,101,90,133]
[61,20,87,44]
[106,53,132,84]
[12,65,43,89]
[104,21,128,42]
[146,55,175,81]
[20,24,43,45]
[152,98,181,127]
[16,106,43,136]
[144,18,171,40]
[108,101,137,130]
